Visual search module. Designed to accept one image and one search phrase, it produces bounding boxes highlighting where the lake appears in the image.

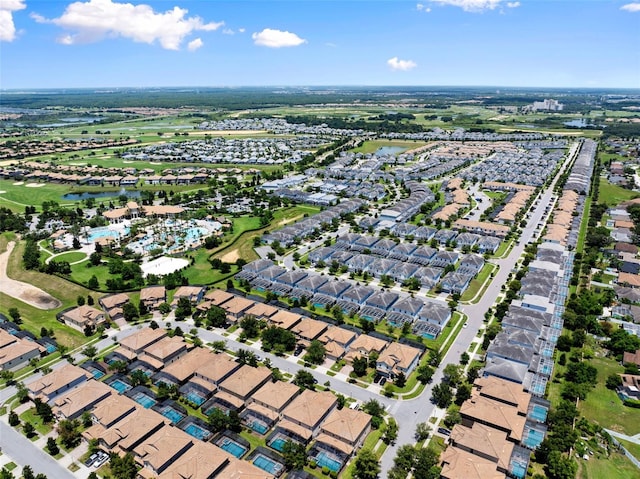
[63,190,142,201]
[375,146,407,156]
[564,118,589,128]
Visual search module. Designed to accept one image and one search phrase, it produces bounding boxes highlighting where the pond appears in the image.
[62,189,142,201]
[563,118,590,128]
[375,146,407,156]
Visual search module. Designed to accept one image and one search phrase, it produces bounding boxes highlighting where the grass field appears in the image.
[576,450,639,479]
[598,178,640,207]
[51,251,87,263]
[460,263,497,302]
[617,438,640,462]
[350,139,427,155]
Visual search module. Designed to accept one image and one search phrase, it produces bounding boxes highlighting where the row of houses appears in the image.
[237,258,453,339]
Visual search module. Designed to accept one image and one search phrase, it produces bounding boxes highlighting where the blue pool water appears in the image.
[184,391,205,406]
[421,332,436,340]
[250,421,268,434]
[530,405,548,422]
[523,428,545,449]
[45,344,57,353]
[253,455,282,475]
[185,227,207,241]
[219,439,247,458]
[160,407,185,424]
[91,369,105,379]
[511,462,527,478]
[184,423,211,441]
[88,227,129,243]
[109,379,131,393]
[270,437,286,452]
[133,393,156,409]
[316,451,342,472]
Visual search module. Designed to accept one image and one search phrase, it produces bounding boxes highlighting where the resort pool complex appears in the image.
[109,379,131,393]
[315,452,342,472]
[253,455,283,475]
[133,392,156,409]
[184,423,211,441]
[88,227,128,242]
[219,439,247,458]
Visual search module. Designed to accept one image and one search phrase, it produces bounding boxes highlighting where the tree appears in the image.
[8,308,21,324]
[305,340,326,365]
[88,275,99,289]
[122,302,139,322]
[362,399,385,418]
[207,408,229,432]
[431,383,453,408]
[34,398,54,423]
[442,364,461,386]
[293,370,316,390]
[353,449,380,479]
[416,364,435,384]
[21,466,34,479]
[130,369,149,387]
[455,383,472,406]
[206,305,227,328]
[110,452,138,479]
[82,345,97,359]
[22,421,35,438]
[77,295,85,306]
[395,372,406,388]
[282,440,307,470]
[545,451,577,479]
[1,370,15,385]
[0,468,15,479]
[415,422,432,441]
[174,297,192,320]
[352,356,368,377]
[57,419,81,448]
[228,410,242,432]
[8,411,19,426]
[383,418,398,444]
[444,407,461,429]
[16,382,29,403]
[606,374,623,390]
[46,437,59,455]
[240,315,260,338]
[82,411,93,428]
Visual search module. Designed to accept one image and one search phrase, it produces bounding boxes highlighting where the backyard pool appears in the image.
[109,379,131,393]
[184,423,211,441]
[133,392,156,409]
[253,455,283,475]
[219,438,247,458]
[523,428,545,449]
[160,406,185,424]
[511,461,527,478]
[316,451,342,472]
[269,437,286,452]
[90,369,105,379]
[249,420,269,434]
[530,404,548,423]
[184,390,206,406]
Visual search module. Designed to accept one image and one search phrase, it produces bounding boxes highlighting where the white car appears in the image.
[463,322,468,328]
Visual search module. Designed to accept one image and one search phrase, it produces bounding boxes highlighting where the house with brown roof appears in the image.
[376,342,422,379]
[459,393,526,443]
[218,365,272,402]
[244,302,279,320]
[203,289,234,306]
[216,458,275,479]
[87,394,137,429]
[140,286,166,310]
[156,347,214,385]
[619,272,640,288]
[157,441,232,479]
[139,336,188,369]
[133,426,194,476]
[243,381,300,431]
[281,390,337,439]
[317,407,371,453]
[53,380,112,420]
[221,296,256,322]
[192,352,240,389]
[290,318,328,345]
[97,407,167,454]
[623,349,640,367]
[27,363,89,402]
[171,286,206,307]
[99,293,131,322]
[269,310,303,330]
[0,329,41,372]
[343,334,389,364]
[60,305,106,331]
[474,376,531,415]
[449,423,514,473]
[440,446,507,479]
[114,328,167,362]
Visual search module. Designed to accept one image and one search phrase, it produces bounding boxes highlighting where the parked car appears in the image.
[93,451,109,468]
[380,377,387,386]
[438,427,451,436]
[84,453,98,467]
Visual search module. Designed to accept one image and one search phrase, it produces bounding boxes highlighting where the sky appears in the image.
[0,0,639,89]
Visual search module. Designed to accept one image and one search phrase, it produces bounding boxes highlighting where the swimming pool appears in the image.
[88,227,129,243]
[184,423,211,441]
[250,420,269,434]
[45,344,57,354]
[184,390,206,406]
[316,451,342,472]
[253,455,283,475]
[219,439,247,458]
[511,461,527,478]
[109,379,131,393]
[530,405,548,422]
[269,437,286,452]
[160,406,185,424]
[91,369,105,379]
[133,392,156,409]
[523,428,545,449]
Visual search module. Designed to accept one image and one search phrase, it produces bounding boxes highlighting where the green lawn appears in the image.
[598,178,640,207]
[0,180,76,211]
[578,357,640,436]
[460,263,496,302]
[576,450,639,479]
[350,139,427,154]
[19,407,53,436]
[617,438,640,462]
[51,251,87,263]
[576,197,592,254]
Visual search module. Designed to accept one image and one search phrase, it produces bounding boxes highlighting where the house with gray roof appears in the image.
[388,242,418,261]
[335,233,362,249]
[371,238,398,257]
[345,254,374,272]
[392,223,417,238]
[482,357,528,384]
[365,258,399,277]
[352,235,380,252]
[486,337,536,366]
[273,270,309,288]
[308,247,335,264]
[329,250,354,264]
[430,251,459,268]
[417,301,451,326]
[391,296,425,317]
[387,262,420,282]
[455,233,481,248]
[440,272,473,294]
[477,236,501,254]
[434,229,458,245]
[296,275,329,294]
[413,267,443,287]
[365,291,399,311]
[316,280,351,299]
[409,246,437,265]
[257,265,287,282]
[339,284,375,305]
[413,226,437,241]
[458,255,485,276]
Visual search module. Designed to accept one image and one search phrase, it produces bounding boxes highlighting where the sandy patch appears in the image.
[141,256,189,277]
[0,242,62,310]
[149,161,162,165]
[220,249,239,263]
[0,191,5,194]
[13,181,24,186]
[25,183,46,188]
[123,160,134,163]
[69,162,87,166]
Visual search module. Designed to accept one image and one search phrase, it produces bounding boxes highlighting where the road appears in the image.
[378,141,579,475]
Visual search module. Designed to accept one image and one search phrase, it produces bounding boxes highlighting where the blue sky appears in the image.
[1,0,639,89]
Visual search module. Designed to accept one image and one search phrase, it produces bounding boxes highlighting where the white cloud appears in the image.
[325,42,337,47]
[0,0,26,42]
[252,28,306,48]
[238,27,245,33]
[187,37,202,51]
[222,28,234,35]
[387,57,417,71]
[32,0,223,50]
[416,3,432,12]
[621,3,640,12]
[431,0,518,12]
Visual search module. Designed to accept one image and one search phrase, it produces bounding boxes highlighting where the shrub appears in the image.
[309,460,317,469]
[322,466,330,475]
